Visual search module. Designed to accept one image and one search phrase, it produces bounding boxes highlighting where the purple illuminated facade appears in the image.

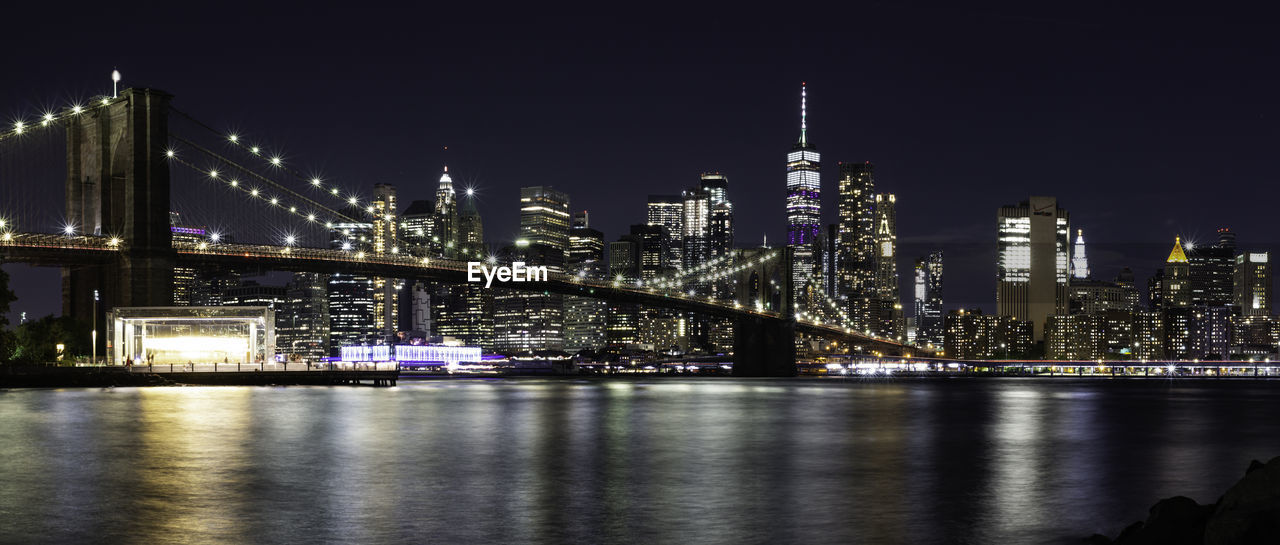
[786,83,821,293]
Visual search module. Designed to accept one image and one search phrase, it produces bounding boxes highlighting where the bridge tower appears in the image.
[64,88,175,328]
[731,246,797,376]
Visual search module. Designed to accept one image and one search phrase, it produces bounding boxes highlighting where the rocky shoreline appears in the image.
[1087,456,1280,544]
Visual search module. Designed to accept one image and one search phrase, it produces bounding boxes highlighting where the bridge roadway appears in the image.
[0,233,918,355]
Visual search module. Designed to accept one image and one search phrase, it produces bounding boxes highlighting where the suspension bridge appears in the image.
[0,86,922,376]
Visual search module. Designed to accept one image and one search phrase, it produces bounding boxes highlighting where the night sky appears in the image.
[3,3,1278,324]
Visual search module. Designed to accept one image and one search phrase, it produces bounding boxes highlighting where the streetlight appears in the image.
[111,69,121,98]
[92,289,98,365]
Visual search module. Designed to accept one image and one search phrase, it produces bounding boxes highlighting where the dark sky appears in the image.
[3,3,1279,324]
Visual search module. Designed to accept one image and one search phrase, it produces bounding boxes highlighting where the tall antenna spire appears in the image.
[800,82,808,146]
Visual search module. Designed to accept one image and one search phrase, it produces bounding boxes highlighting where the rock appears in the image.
[1204,456,1280,545]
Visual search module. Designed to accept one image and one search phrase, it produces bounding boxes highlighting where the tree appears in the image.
[11,315,90,364]
[0,268,16,363]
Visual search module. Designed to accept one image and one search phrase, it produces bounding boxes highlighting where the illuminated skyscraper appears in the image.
[279,272,330,361]
[328,212,376,354]
[786,82,821,295]
[997,196,1069,340]
[1235,250,1272,316]
[434,192,492,349]
[399,199,435,253]
[681,188,711,274]
[566,213,607,352]
[914,252,944,346]
[1188,228,1236,306]
[434,166,458,255]
[646,195,683,272]
[519,186,571,266]
[1071,229,1090,280]
[837,161,876,300]
[1163,237,1191,308]
[371,183,399,340]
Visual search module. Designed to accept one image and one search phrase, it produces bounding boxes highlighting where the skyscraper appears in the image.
[1188,228,1235,306]
[1235,251,1272,316]
[435,166,458,255]
[434,191,492,349]
[1071,229,1090,280]
[492,242,564,353]
[1163,237,1191,308]
[646,195,683,272]
[681,187,711,274]
[519,186,571,265]
[786,82,821,296]
[328,210,376,354]
[371,183,399,340]
[997,196,1069,340]
[703,172,734,261]
[278,272,330,361]
[914,252,944,346]
[565,213,607,353]
[399,199,435,254]
[837,161,876,300]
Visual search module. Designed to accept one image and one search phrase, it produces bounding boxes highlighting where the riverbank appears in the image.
[1088,456,1280,544]
[0,365,397,388]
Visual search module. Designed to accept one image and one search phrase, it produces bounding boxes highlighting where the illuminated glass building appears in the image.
[646,195,684,273]
[913,251,944,346]
[607,238,640,345]
[279,272,330,361]
[371,183,400,340]
[837,161,876,300]
[943,309,1034,360]
[519,186,571,265]
[1235,251,1272,316]
[681,187,711,274]
[996,196,1069,340]
[399,199,435,255]
[491,239,565,354]
[786,83,821,296]
[565,215,607,352]
[328,212,376,354]
[1188,228,1235,306]
[433,193,493,350]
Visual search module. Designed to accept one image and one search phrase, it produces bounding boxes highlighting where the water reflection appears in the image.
[1,379,1279,544]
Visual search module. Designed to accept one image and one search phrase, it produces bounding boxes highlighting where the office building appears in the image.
[1235,251,1272,316]
[646,195,684,273]
[786,83,821,296]
[837,161,876,300]
[519,186,571,264]
[996,196,1069,339]
[943,309,1034,360]
[914,252,944,346]
[1188,228,1235,306]
[435,166,458,254]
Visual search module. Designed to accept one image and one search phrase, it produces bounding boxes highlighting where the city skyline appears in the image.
[4,5,1280,326]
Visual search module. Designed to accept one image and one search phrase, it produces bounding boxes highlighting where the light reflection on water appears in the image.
[1,378,1278,544]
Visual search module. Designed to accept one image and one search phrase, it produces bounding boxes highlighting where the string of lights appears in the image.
[168,107,376,217]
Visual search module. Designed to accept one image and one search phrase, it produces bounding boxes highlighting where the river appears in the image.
[1,377,1277,544]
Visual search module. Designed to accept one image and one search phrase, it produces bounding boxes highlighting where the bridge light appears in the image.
[270,156,282,166]
[42,113,54,125]
[71,105,83,114]
[324,222,333,229]
[288,206,297,213]
[210,232,221,243]
[165,149,175,158]
[348,197,358,205]
[270,197,279,205]
[391,247,399,254]
[2,233,10,241]
[63,224,75,235]
[14,121,24,134]
[0,219,5,228]
[306,214,316,222]
[229,180,238,187]
[366,206,375,214]
[250,146,260,154]
[311,178,321,186]
[342,242,352,250]
[250,188,259,197]
[331,188,339,195]
[284,235,296,245]
[355,251,365,259]
[108,237,120,246]
[101,98,110,106]
[209,170,218,178]
[422,257,430,265]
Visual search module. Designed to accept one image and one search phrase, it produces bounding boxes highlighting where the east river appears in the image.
[2,377,1278,544]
